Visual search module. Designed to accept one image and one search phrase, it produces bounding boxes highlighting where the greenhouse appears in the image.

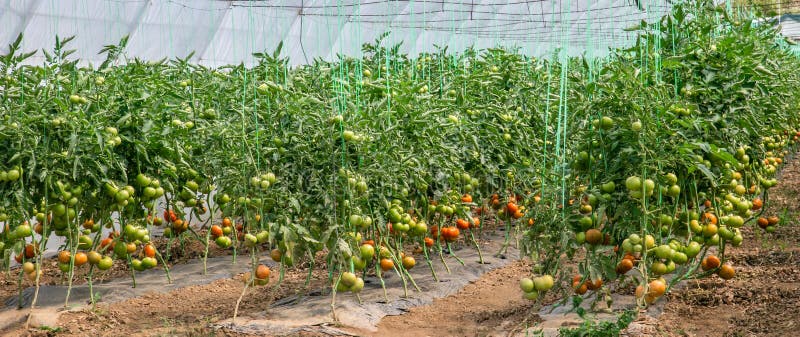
[1,1,799,336]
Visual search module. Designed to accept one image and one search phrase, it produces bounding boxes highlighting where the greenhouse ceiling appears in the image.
[0,0,789,66]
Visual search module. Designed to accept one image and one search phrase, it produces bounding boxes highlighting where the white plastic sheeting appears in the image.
[0,0,676,66]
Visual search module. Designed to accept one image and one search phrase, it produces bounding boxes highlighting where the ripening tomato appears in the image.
[255,264,271,280]
[456,218,470,230]
[73,252,88,266]
[143,244,156,258]
[718,264,735,280]
[380,258,394,271]
[210,225,223,238]
[506,202,519,214]
[270,249,282,262]
[402,256,416,269]
[58,251,71,264]
[701,255,721,271]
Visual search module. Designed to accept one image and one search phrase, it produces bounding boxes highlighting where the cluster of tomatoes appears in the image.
[492,194,526,220]
[341,236,418,280]
[161,209,189,237]
[519,274,554,300]
[336,271,365,293]
[455,216,480,230]
[210,217,236,249]
[756,215,780,232]
[572,275,604,296]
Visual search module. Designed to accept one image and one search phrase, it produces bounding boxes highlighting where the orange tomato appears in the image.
[380,258,394,271]
[99,237,114,252]
[58,251,71,264]
[73,252,88,266]
[255,264,271,280]
[752,198,763,210]
[506,202,519,214]
[616,259,634,274]
[163,210,178,223]
[24,244,37,259]
[702,212,717,225]
[648,279,666,297]
[143,244,156,258]
[718,264,735,280]
[701,255,721,271]
[757,217,769,229]
[471,217,481,228]
[586,278,603,291]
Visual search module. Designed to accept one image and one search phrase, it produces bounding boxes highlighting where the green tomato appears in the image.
[244,234,258,247]
[625,176,641,191]
[350,277,365,293]
[601,181,616,193]
[114,241,128,258]
[97,256,113,270]
[519,278,535,293]
[115,190,130,203]
[352,255,366,271]
[671,252,688,264]
[655,245,672,260]
[15,224,32,238]
[533,275,554,291]
[256,231,270,243]
[360,244,375,260]
[599,116,615,129]
[141,257,158,269]
[524,291,539,300]
[131,258,145,271]
[349,214,363,227]
[631,120,642,131]
[215,236,232,248]
[78,235,93,250]
[575,231,586,244]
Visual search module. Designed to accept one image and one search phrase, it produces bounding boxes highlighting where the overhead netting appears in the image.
[2,0,678,66]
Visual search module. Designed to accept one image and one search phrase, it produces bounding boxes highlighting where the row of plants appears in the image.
[0,0,797,316]
[528,1,800,307]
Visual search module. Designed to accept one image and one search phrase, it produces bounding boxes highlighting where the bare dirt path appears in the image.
[361,259,539,337]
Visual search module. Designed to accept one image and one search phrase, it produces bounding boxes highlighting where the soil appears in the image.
[363,259,546,337]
